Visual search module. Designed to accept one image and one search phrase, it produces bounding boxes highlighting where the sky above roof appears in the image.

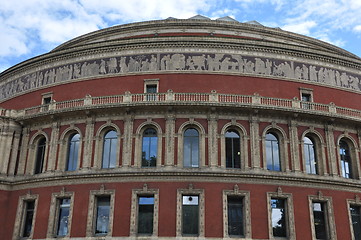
[1,0,361,73]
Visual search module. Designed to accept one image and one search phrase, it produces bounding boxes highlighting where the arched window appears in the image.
[304,136,318,174]
[225,130,240,168]
[142,128,158,167]
[265,133,281,171]
[66,133,80,171]
[184,128,199,168]
[102,130,118,168]
[34,137,46,174]
[340,140,352,178]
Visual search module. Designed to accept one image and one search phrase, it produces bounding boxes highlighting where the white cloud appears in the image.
[0,0,212,61]
[354,25,361,32]
[282,21,316,35]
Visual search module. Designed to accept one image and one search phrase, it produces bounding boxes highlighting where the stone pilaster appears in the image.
[249,115,260,169]
[17,127,30,175]
[165,114,175,166]
[47,122,60,171]
[122,113,134,167]
[325,124,338,176]
[82,117,95,169]
[289,120,300,172]
[0,121,18,174]
[7,131,21,176]
[208,113,218,167]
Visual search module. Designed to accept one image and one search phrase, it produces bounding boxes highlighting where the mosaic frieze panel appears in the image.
[1,53,361,101]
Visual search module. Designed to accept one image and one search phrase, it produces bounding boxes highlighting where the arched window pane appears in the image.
[66,133,80,171]
[266,133,281,171]
[340,140,352,178]
[142,128,157,167]
[102,130,118,168]
[184,128,199,167]
[34,137,46,174]
[225,130,240,168]
[304,136,318,174]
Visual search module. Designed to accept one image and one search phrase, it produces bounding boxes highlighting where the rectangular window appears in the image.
[350,205,361,240]
[271,198,287,237]
[146,84,157,101]
[22,201,35,237]
[95,196,110,235]
[227,196,244,236]
[56,198,71,236]
[138,196,154,235]
[182,195,199,236]
[300,88,313,109]
[312,202,328,239]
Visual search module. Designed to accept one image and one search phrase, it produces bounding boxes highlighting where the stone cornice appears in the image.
[1,169,361,193]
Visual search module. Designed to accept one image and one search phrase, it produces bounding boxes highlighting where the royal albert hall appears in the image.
[1,15,361,240]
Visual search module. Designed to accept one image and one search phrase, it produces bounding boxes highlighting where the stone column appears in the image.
[47,122,60,171]
[289,120,300,172]
[325,124,337,176]
[0,121,18,174]
[208,114,218,167]
[82,117,95,169]
[249,115,260,169]
[165,114,175,166]
[122,113,134,167]
[7,131,21,176]
[17,127,30,175]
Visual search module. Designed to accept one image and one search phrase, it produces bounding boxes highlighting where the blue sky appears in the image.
[1,0,361,73]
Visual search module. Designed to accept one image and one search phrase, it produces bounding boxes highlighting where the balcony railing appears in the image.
[0,91,360,122]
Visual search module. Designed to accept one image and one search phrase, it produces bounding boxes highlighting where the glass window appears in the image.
[313,202,327,239]
[227,196,244,236]
[22,201,35,237]
[66,133,80,171]
[301,93,312,109]
[225,130,241,168]
[304,136,318,174]
[184,128,199,168]
[142,128,157,167]
[182,195,199,235]
[266,133,281,171]
[350,205,361,240]
[57,198,71,236]
[271,198,287,237]
[34,137,46,174]
[95,196,110,235]
[102,130,117,168]
[340,140,352,178]
[146,84,157,101]
[138,196,154,235]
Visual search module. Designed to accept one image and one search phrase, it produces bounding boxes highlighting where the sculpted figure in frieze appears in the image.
[119,57,128,73]
[161,55,171,70]
[107,58,118,73]
[100,60,107,74]
[149,55,158,71]
[170,54,186,70]
[309,65,318,82]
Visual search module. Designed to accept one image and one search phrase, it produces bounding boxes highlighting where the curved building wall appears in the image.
[0,18,361,240]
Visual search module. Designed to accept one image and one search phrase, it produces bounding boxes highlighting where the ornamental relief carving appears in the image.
[1,52,361,101]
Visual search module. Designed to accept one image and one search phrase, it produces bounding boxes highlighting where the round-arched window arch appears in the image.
[34,137,46,174]
[102,130,118,168]
[183,128,199,168]
[66,133,80,171]
[225,129,240,168]
[303,136,318,174]
[340,139,352,178]
[265,132,280,171]
[142,128,158,167]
